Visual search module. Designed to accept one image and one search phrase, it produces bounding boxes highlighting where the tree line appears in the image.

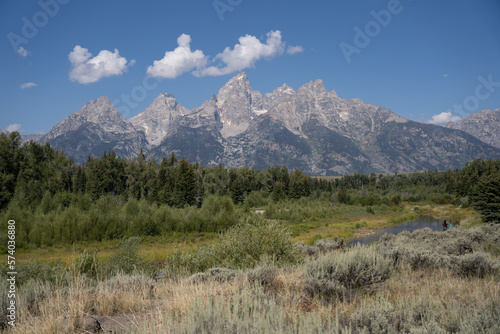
[1,131,499,223]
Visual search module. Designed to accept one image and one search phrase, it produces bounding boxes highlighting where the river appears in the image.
[348,215,444,246]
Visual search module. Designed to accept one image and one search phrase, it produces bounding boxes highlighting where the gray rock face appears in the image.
[216,72,255,138]
[130,93,191,146]
[44,97,134,140]
[37,73,500,173]
[263,83,295,110]
[42,96,147,162]
[446,109,500,149]
[251,90,263,111]
[149,95,225,166]
[21,134,44,143]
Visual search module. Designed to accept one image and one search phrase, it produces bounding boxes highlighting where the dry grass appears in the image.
[8,258,498,333]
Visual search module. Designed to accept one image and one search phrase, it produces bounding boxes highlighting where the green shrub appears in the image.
[304,245,391,300]
[245,190,270,208]
[349,300,396,334]
[215,218,303,269]
[376,224,500,277]
[74,249,99,278]
[188,268,238,284]
[0,260,66,287]
[458,298,500,334]
[144,285,346,334]
[428,193,452,205]
[107,237,142,275]
[448,252,499,278]
[294,241,320,258]
[247,265,278,287]
[314,237,344,253]
[165,218,303,274]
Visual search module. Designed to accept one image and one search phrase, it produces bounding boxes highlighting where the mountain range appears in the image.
[446,108,500,149]
[6,72,500,175]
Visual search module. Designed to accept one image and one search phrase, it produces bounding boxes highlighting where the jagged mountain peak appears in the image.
[147,92,181,111]
[276,83,295,95]
[216,72,255,138]
[446,107,500,148]
[96,96,112,103]
[297,79,327,96]
[129,92,191,146]
[75,96,118,118]
[41,96,146,162]
[233,71,248,80]
[263,83,296,110]
[216,72,252,108]
[44,96,136,139]
[49,96,128,134]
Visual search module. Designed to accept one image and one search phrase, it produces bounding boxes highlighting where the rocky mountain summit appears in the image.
[37,73,500,174]
[42,96,147,162]
[130,93,191,146]
[446,109,500,149]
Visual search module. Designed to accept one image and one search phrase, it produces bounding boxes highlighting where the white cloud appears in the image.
[287,45,304,55]
[196,30,286,77]
[17,46,29,57]
[69,45,132,84]
[6,124,21,133]
[428,112,462,125]
[146,34,208,79]
[443,73,449,78]
[20,82,37,89]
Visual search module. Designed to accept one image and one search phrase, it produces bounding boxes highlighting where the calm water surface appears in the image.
[348,215,443,246]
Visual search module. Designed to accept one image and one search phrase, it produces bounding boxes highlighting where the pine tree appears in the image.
[272,181,285,202]
[168,152,178,166]
[73,165,86,194]
[0,132,22,209]
[289,169,311,199]
[228,168,244,204]
[473,174,500,223]
[174,157,197,207]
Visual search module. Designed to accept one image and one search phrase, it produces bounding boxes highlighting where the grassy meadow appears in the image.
[2,199,498,333]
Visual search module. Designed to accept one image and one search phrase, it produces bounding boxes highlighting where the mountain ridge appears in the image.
[446,108,500,149]
[22,72,500,175]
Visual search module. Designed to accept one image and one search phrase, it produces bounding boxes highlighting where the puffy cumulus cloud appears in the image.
[286,45,304,55]
[17,46,29,57]
[6,124,22,133]
[146,34,208,79]
[20,82,37,89]
[69,46,132,84]
[428,112,462,125]
[196,30,286,77]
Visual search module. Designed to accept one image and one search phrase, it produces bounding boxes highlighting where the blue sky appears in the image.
[1,0,499,134]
